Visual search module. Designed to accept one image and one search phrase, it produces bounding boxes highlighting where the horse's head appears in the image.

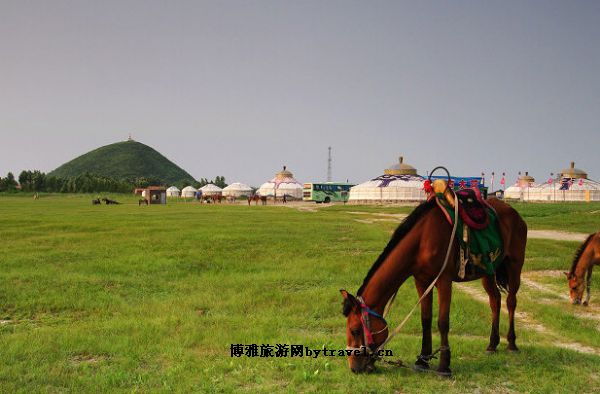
[340,289,388,373]
[564,272,585,305]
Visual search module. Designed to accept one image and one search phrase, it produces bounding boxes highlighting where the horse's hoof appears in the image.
[582,302,589,307]
[485,349,497,355]
[413,363,430,372]
[507,346,519,353]
[436,369,452,378]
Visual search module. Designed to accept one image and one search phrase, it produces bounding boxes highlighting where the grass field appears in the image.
[1,194,599,393]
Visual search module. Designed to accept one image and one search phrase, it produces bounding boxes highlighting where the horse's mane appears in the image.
[569,233,596,275]
[357,199,436,295]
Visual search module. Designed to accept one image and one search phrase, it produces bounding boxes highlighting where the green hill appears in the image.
[49,140,196,185]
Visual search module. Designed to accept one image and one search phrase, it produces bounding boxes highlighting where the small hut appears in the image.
[222,182,252,198]
[143,186,166,204]
[166,186,180,197]
[181,186,198,198]
[200,183,223,197]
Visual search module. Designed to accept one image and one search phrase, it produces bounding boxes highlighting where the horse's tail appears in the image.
[495,258,509,293]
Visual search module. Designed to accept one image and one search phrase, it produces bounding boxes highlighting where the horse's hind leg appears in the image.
[506,263,522,352]
[414,281,433,371]
[436,279,452,376]
[482,275,501,352]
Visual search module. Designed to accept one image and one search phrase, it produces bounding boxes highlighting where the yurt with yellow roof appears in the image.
[348,156,427,203]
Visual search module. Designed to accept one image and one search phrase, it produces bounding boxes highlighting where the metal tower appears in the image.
[327,146,332,182]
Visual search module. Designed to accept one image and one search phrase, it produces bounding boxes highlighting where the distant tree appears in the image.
[18,170,31,191]
[214,176,227,188]
[197,178,210,188]
[5,172,17,190]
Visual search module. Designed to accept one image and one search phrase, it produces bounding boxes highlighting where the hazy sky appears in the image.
[1,1,599,186]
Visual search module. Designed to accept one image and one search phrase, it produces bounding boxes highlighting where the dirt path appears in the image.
[342,212,589,242]
[454,283,600,356]
[527,230,589,242]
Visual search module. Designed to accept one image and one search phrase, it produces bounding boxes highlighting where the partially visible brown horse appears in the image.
[341,197,527,375]
[247,194,259,205]
[564,231,600,305]
[211,195,223,204]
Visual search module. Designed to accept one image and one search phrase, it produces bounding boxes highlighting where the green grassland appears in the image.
[0,195,599,393]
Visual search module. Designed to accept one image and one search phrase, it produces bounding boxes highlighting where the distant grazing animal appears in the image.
[139,198,148,206]
[564,231,600,305]
[226,195,236,204]
[92,198,101,205]
[102,198,120,205]
[341,195,527,375]
[211,195,223,204]
[247,194,260,206]
[260,195,267,205]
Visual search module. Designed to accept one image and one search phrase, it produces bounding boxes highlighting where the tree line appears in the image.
[188,176,228,189]
[0,170,228,193]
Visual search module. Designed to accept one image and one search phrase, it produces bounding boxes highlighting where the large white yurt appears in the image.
[504,172,538,200]
[257,166,303,199]
[166,186,180,197]
[348,157,427,203]
[181,185,198,198]
[222,182,252,197]
[200,183,223,196]
[505,163,600,202]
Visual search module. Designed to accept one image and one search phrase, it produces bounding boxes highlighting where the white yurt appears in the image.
[257,166,303,199]
[181,185,198,198]
[504,172,539,200]
[200,183,223,196]
[166,186,180,197]
[222,182,252,198]
[505,163,600,202]
[348,157,427,203]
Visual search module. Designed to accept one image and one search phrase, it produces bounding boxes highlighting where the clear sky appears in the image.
[1,1,599,187]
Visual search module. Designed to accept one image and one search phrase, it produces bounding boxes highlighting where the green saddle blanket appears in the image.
[437,195,504,275]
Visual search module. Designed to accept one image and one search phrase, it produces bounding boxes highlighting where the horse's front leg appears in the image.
[436,279,452,376]
[584,266,593,306]
[506,264,521,351]
[482,275,501,352]
[414,280,433,371]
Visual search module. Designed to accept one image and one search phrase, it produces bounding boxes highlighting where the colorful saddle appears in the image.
[426,180,503,278]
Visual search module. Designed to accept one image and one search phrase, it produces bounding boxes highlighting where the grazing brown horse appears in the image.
[211,194,223,204]
[247,194,260,205]
[341,197,527,375]
[564,231,600,305]
[138,198,148,206]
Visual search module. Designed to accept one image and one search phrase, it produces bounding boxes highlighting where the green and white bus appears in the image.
[303,182,355,203]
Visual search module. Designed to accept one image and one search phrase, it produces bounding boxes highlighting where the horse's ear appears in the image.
[340,289,355,302]
[563,271,570,279]
[340,289,358,316]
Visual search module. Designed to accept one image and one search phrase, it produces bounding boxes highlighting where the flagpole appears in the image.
[551,173,555,202]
